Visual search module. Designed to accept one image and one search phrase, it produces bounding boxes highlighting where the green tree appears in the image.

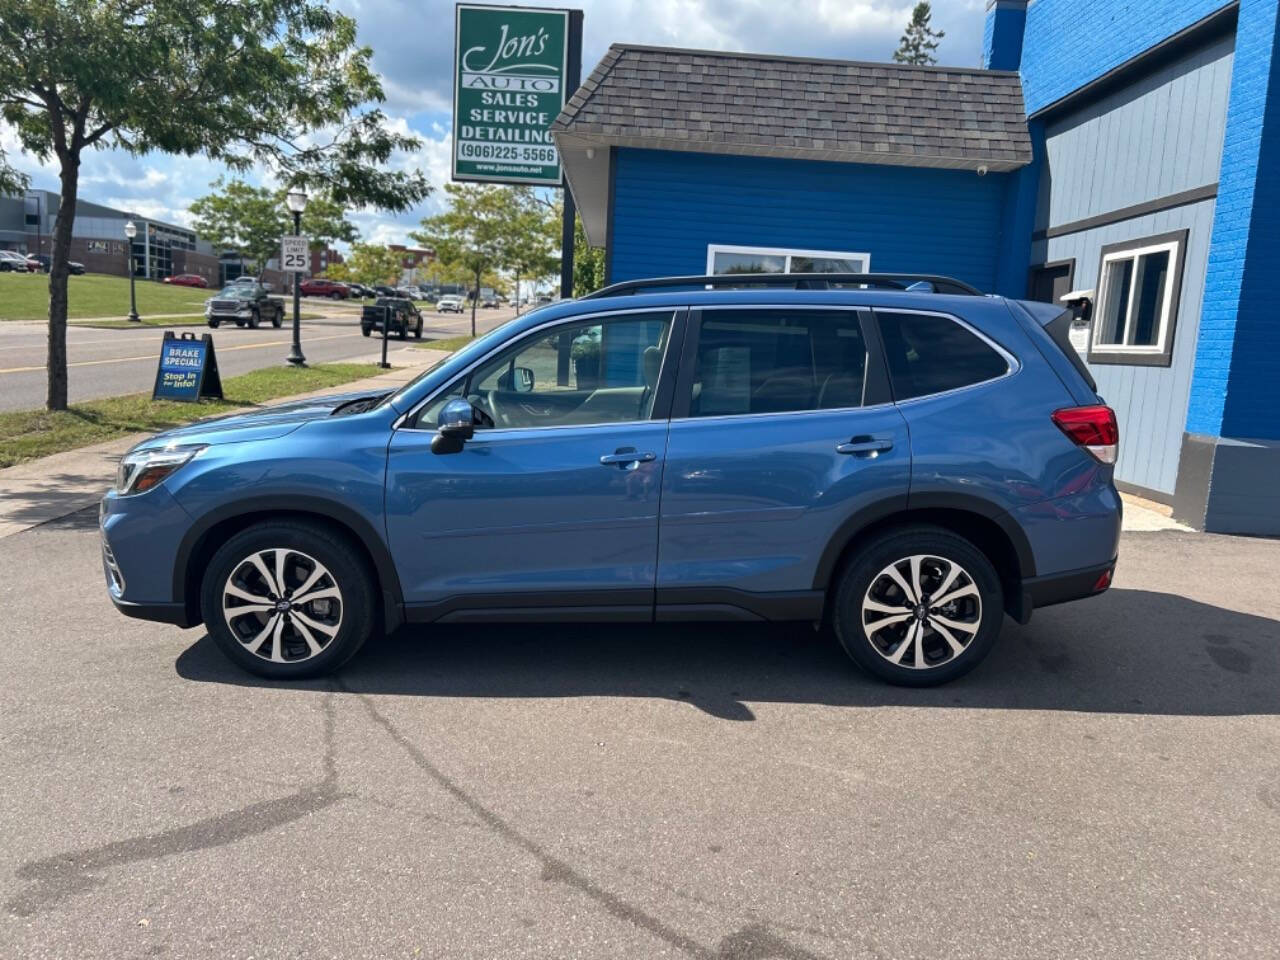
[893,2,945,66]
[190,177,359,272]
[0,0,430,410]
[571,213,606,297]
[0,144,26,195]
[323,243,403,288]
[502,188,559,312]
[412,183,508,337]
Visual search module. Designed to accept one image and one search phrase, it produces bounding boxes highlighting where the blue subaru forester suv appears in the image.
[102,273,1120,686]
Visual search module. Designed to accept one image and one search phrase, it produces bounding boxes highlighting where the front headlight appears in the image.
[115,445,206,496]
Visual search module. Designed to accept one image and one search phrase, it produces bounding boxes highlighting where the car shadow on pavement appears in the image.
[174,587,1279,720]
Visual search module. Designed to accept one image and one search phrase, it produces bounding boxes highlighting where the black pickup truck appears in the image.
[361,297,424,339]
[204,282,286,329]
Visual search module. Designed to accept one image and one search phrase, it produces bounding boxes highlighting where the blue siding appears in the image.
[1038,33,1234,228]
[1188,0,1280,441]
[609,149,1011,294]
[1028,29,1234,495]
[1034,199,1218,495]
[1019,0,1236,115]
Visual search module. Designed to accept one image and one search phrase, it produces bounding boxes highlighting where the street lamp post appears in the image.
[284,188,308,367]
[123,220,140,323]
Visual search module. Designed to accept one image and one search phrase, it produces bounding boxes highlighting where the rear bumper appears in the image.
[1011,558,1116,623]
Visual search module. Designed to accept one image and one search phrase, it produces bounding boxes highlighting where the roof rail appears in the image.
[581,272,983,299]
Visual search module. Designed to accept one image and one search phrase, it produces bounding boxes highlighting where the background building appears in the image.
[553,0,1278,534]
[0,189,220,284]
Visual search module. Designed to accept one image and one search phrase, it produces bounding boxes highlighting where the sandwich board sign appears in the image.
[280,235,309,273]
[453,4,571,186]
[152,331,223,402]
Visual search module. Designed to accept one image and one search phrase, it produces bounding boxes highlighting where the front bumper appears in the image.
[101,486,196,626]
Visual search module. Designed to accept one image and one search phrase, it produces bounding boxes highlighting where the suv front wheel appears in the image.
[831,525,1003,686]
[200,520,376,679]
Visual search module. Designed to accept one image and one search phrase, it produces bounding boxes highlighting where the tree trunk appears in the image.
[47,151,81,411]
[471,265,479,339]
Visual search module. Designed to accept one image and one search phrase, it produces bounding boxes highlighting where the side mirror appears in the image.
[432,397,476,455]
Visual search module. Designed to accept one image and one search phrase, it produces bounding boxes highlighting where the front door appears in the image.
[386,309,680,620]
[656,306,911,616]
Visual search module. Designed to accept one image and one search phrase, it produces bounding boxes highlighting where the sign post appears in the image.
[152,331,223,402]
[453,4,583,299]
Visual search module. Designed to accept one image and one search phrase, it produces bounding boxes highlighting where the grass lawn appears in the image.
[417,334,476,352]
[0,363,383,468]
[0,272,212,322]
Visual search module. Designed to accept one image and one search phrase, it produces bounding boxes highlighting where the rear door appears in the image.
[656,305,911,617]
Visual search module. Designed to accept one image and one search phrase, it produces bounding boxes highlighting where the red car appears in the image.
[164,273,209,288]
[299,278,350,299]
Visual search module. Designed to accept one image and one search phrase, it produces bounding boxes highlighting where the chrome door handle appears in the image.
[836,435,894,457]
[599,450,656,466]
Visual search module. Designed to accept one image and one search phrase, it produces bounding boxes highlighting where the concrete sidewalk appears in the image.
[0,347,447,539]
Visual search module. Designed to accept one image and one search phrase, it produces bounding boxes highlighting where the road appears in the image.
[1,523,1277,958]
[0,303,517,412]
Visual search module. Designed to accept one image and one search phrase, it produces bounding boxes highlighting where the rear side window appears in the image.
[876,311,1009,401]
[688,310,868,416]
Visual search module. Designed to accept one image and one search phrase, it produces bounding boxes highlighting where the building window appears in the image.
[1089,230,1187,367]
[706,244,870,277]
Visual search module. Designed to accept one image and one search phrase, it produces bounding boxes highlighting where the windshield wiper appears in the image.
[331,393,391,416]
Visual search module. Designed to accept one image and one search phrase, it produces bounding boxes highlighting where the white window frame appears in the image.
[705,244,871,276]
[1089,230,1187,367]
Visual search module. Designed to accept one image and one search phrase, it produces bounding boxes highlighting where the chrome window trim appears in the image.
[394,306,680,432]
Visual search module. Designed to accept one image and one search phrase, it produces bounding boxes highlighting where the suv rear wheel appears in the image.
[200,520,376,679]
[831,525,1003,686]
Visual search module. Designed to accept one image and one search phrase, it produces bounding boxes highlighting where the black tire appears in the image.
[200,520,377,680]
[248,309,260,329]
[330,291,342,300]
[831,524,1004,687]
[361,325,371,337]
[414,322,423,339]
[207,319,220,328]
[235,319,246,328]
[271,311,282,328]
[397,323,408,340]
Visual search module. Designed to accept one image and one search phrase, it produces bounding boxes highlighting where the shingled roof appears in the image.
[552,44,1032,170]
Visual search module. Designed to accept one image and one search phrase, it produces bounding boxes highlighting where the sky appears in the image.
[2,0,987,249]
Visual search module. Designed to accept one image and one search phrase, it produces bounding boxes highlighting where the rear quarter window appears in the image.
[875,310,1010,401]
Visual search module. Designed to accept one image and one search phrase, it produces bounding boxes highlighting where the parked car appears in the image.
[0,250,30,272]
[27,254,86,274]
[24,254,44,273]
[204,283,285,329]
[373,285,399,298]
[101,271,1120,684]
[400,285,426,300]
[361,297,423,339]
[346,283,375,299]
[480,294,499,308]
[67,261,86,275]
[299,278,349,299]
[164,273,209,288]
[436,295,464,313]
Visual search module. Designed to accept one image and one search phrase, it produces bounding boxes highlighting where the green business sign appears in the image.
[453,4,569,186]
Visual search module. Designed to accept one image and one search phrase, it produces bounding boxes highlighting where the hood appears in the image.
[130,390,383,451]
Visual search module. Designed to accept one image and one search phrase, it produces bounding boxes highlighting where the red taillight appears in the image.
[1052,405,1119,464]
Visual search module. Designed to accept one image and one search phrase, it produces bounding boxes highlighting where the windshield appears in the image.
[216,285,250,297]
[379,309,539,411]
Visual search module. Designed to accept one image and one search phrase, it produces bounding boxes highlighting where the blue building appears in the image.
[552,0,1279,534]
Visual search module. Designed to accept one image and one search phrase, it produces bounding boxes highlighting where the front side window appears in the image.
[686,309,868,417]
[421,312,673,430]
[876,310,1010,401]
[1090,230,1187,367]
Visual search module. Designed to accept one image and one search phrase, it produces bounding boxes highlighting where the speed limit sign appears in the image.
[280,235,309,273]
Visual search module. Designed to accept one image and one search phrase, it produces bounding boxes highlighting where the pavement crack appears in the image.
[338,678,826,960]
[6,689,349,918]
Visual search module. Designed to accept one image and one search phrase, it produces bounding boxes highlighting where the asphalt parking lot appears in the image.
[1,518,1277,958]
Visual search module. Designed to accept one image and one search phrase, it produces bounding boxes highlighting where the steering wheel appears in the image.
[485,390,514,429]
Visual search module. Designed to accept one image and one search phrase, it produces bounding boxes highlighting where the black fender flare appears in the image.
[172,494,405,628]
[811,491,1037,590]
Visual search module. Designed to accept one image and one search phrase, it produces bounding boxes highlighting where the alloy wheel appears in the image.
[221,548,343,664]
[861,554,982,670]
